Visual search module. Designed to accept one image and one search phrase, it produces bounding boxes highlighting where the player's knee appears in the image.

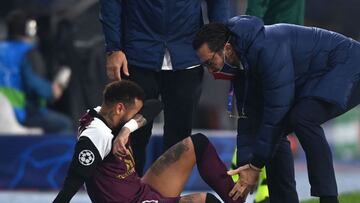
[205,193,221,203]
[190,133,209,163]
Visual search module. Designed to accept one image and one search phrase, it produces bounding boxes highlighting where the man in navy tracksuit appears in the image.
[98,0,229,176]
[193,15,360,203]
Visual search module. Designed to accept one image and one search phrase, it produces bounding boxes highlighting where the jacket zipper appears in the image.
[240,59,248,119]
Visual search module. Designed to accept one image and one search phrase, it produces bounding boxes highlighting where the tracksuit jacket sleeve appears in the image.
[99,0,123,52]
[205,0,230,23]
[250,43,295,168]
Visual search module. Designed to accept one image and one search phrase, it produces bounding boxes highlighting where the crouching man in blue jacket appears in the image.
[193,15,360,203]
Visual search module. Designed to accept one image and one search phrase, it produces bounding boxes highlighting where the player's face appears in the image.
[120,98,143,123]
[196,43,224,73]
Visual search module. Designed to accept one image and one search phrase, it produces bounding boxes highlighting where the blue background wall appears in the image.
[0,134,237,191]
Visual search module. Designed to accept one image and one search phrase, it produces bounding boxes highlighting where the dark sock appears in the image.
[320,196,339,203]
[205,193,221,203]
[191,133,244,203]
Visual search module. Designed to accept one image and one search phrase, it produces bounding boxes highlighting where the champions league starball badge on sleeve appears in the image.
[78,150,95,166]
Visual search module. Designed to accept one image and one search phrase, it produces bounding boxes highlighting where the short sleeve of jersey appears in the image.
[79,117,113,160]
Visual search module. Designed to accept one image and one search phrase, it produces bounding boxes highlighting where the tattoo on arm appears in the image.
[133,114,147,128]
[149,139,190,176]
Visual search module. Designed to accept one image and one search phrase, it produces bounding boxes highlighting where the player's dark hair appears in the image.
[6,10,28,40]
[103,80,145,107]
[192,23,231,52]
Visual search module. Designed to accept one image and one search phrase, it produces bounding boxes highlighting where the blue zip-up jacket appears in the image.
[228,16,360,168]
[99,0,229,71]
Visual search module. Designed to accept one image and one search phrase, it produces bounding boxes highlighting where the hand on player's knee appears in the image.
[227,164,259,201]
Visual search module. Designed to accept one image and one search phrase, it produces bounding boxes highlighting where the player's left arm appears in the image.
[112,99,163,156]
[124,99,164,131]
[53,136,102,203]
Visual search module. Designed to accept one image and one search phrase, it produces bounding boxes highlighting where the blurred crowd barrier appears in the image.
[1,124,359,191]
[0,132,236,191]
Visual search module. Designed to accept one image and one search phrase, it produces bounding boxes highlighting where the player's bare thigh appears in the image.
[142,137,196,197]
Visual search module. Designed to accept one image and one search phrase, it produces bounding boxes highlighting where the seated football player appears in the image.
[53,80,244,203]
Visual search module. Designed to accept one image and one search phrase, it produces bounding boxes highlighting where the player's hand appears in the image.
[227,164,260,201]
[112,127,131,157]
[106,50,129,81]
